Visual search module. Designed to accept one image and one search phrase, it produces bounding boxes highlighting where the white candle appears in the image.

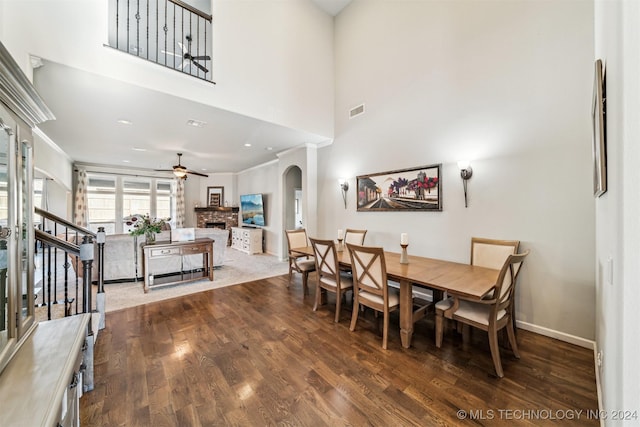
[401,233,408,245]
[338,229,344,239]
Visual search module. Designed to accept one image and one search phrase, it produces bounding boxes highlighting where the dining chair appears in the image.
[470,237,520,333]
[344,229,367,245]
[346,243,399,350]
[309,237,353,322]
[285,228,316,295]
[435,250,530,378]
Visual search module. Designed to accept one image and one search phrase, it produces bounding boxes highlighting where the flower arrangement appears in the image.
[126,214,170,243]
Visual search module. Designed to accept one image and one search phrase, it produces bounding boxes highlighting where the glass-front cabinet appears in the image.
[0,102,36,372]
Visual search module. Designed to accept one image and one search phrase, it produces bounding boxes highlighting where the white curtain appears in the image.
[175,178,185,228]
[73,169,88,227]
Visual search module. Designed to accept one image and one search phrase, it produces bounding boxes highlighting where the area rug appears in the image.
[104,249,289,312]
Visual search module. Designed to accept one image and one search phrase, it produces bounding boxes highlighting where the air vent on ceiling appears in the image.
[349,103,365,119]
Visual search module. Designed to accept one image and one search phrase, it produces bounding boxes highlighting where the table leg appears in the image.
[399,279,413,348]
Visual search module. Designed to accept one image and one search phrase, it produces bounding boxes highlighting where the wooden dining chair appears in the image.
[309,237,353,322]
[435,250,530,378]
[344,229,367,245]
[346,243,399,350]
[470,237,520,332]
[285,228,316,295]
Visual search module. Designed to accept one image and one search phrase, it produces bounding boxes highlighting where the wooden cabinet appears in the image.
[231,227,262,254]
[141,238,214,292]
[0,314,89,427]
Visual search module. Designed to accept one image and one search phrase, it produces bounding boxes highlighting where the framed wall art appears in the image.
[592,58,607,198]
[207,186,224,207]
[356,164,442,212]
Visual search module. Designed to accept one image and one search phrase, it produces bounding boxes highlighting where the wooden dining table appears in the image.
[291,245,501,348]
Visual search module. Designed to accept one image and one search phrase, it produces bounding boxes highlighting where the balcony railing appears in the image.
[108,0,214,83]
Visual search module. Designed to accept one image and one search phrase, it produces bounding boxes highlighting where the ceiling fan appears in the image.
[161,35,211,73]
[155,153,209,178]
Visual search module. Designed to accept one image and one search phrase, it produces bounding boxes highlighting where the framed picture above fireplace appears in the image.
[207,186,224,207]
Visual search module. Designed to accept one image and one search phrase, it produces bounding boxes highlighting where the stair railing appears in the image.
[34,208,105,331]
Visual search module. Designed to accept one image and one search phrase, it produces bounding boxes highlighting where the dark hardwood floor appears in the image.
[80,274,599,426]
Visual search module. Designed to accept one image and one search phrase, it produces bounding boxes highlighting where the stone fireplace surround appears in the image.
[195,207,239,245]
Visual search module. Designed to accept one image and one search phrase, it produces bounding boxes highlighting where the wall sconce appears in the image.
[338,178,349,209]
[458,160,473,208]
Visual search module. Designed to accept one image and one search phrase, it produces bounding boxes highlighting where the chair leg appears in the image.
[435,311,444,348]
[350,299,359,332]
[382,310,389,350]
[334,291,341,323]
[302,272,309,295]
[488,328,504,378]
[506,320,521,359]
[313,283,321,312]
[287,265,292,287]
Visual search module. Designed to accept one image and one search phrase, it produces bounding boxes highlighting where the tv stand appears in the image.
[231,227,262,254]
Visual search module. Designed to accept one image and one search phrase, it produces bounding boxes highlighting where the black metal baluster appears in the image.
[116,0,120,49]
[146,0,149,60]
[53,224,58,305]
[46,242,51,320]
[127,0,130,53]
[136,0,140,56]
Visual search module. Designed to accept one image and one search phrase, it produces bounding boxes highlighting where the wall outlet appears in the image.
[596,350,603,367]
[606,257,614,286]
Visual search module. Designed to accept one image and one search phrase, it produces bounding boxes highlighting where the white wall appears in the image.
[237,160,280,255]
[1,0,334,138]
[33,131,73,191]
[594,0,640,422]
[323,1,595,341]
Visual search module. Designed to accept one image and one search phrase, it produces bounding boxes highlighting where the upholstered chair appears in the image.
[435,250,530,378]
[309,237,353,322]
[346,243,399,350]
[285,228,316,295]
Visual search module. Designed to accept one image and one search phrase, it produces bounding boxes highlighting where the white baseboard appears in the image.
[515,320,595,349]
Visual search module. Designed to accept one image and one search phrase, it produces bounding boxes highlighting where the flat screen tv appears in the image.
[240,193,265,227]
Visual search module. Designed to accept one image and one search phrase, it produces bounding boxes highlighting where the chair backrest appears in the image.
[309,237,340,285]
[346,243,388,299]
[285,228,309,254]
[471,237,520,270]
[493,250,530,308]
[344,229,367,245]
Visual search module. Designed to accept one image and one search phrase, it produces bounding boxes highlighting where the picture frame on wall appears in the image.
[592,58,607,198]
[356,164,442,211]
[207,186,224,207]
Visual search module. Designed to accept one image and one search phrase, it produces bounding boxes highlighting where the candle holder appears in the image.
[400,244,409,264]
[337,238,344,252]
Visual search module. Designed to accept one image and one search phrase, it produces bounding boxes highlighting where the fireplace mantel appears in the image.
[195,207,239,213]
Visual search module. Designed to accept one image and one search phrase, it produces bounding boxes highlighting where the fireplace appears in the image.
[206,222,226,229]
[195,207,239,246]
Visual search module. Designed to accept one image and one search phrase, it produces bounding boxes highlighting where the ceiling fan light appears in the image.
[173,166,187,178]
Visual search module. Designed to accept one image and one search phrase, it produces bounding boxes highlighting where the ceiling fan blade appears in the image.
[191,60,208,73]
[186,169,209,178]
[190,55,211,61]
[160,50,182,58]
[178,60,189,70]
[154,169,174,172]
[177,42,188,54]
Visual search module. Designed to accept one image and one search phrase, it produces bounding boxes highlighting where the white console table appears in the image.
[231,227,263,254]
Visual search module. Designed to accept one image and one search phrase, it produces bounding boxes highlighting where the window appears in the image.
[86,174,175,235]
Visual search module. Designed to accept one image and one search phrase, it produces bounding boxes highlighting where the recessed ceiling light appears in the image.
[265,147,273,151]
[117,119,133,125]
[122,160,130,163]
[132,147,147,152]
[187,119,206,128]
[244,143,252,147]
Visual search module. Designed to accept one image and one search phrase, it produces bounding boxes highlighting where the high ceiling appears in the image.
[30,0,351,176]
[33,60,328,175]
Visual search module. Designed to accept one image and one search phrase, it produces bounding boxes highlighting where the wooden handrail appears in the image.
[35,207,96,238]
[35,229,80,255]
[170,0,212,22]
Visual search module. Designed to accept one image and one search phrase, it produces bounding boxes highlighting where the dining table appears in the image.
[291,245,501,348]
